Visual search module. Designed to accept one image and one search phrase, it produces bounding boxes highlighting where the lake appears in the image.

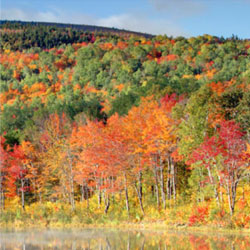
[0,228,249,249]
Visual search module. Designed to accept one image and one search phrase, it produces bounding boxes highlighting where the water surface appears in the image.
[0,228,249,249]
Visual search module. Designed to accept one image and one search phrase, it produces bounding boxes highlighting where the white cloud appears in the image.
[1,8,96,24]
[1,8,56,22]
[1,8,188,36]
[149,0,206,17]
[1,8,31,21]
[97,14,187,36]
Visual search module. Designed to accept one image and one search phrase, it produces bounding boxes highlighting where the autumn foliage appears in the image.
[0,23,249,229]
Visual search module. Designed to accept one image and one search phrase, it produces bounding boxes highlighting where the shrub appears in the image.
[188,205,209,226]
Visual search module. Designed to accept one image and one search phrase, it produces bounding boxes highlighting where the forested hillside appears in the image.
[0,22,249,229]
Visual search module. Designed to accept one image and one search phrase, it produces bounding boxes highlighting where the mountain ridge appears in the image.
[0,20,154,38]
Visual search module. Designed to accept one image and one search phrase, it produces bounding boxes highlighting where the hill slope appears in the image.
[0,22,249,229]
[0,20,154,38]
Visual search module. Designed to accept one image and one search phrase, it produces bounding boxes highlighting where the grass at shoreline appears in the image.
[1,200,249,234]
[1,219,250,235]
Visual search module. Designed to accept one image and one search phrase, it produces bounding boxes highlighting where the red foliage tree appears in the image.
[188,120,249,215]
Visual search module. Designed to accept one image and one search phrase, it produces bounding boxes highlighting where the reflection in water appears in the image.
[0,229,250,250]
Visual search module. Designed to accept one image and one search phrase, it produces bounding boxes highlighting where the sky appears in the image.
[1,0,250,38]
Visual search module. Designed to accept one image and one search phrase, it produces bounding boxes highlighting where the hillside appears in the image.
[0,20,154,37]
[0,20,153,50]
[0,22,249,229]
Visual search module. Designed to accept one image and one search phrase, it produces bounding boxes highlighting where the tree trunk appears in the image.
[67,149,75,211]
[124,173,130,216]
[166,157,171,200]
[0,175,4,210]
[207,166,220,206]
[226,180,233,216]
[81,184,84,202]
[159,166,166,209]
[0,190,4,211]
[86,186,89,209]
[198,168,204,202]
[134,171,144,215]
[231,183,237,215]
[104,192,110,214]
[226,177,238,216]
[153,166,160,209]
[171,158,176,202]
[218,175,223,205]
[228,179,238,216]
[21,178,25,211]
[98,188,102,208]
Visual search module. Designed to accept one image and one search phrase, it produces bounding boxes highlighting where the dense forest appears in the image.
[0,22,249,229]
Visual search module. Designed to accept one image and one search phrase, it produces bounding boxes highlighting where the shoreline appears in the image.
[1,221,250,235]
